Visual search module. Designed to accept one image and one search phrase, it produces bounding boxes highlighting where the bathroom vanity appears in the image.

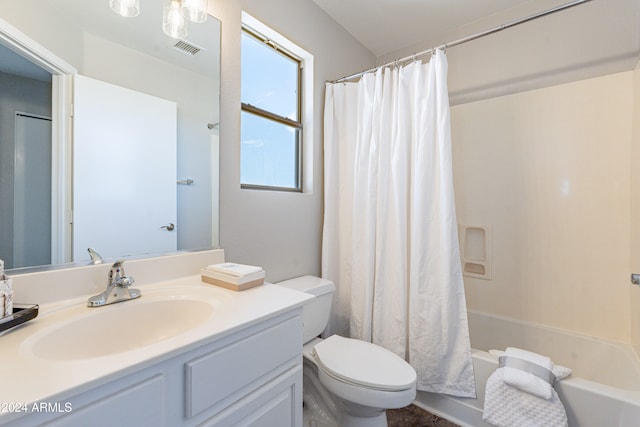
[0,250,311,426]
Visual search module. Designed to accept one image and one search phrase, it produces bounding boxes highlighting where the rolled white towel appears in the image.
[504,347,553,399]
[489,349,572,381]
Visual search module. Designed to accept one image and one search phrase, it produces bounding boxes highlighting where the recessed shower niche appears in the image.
[460,225,492,280]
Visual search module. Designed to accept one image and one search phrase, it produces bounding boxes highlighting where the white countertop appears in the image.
[0,274,312,420]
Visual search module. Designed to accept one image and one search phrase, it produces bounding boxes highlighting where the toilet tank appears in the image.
[276,275,335,344]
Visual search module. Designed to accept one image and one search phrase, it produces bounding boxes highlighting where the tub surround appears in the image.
[0,249,312,425]
[631,62,640,360]
[452,71,634,344]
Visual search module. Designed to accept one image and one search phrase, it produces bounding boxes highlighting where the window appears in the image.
[240,14,312,192]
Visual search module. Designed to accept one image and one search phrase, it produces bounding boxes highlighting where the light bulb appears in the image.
[163,0,187,39]
[110,0,139,18]
[184,0,208,23]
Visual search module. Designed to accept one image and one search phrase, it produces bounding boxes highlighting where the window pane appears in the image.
[241,111,299,189]
[241,32,299,121]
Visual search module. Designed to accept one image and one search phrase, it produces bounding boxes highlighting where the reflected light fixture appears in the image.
[163,0,209,38]
[110,0,140,17]
[163,0,188,39]
[110,0,209,39]
[183,0,208,23]
[162,0,209,39]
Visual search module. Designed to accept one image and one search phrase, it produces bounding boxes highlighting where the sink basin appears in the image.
[24,291,217,361]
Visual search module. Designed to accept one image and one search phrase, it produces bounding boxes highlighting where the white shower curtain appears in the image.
[322,50,476,397]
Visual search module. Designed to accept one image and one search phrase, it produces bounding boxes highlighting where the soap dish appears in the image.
[0,304,39,334]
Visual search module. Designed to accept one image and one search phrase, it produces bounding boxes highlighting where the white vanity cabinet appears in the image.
[4,310,303,427]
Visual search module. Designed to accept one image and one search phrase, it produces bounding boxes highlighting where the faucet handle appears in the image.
[111,260,125,270]
[117,276,135,287]
[109,260,135,288]
[109,260,126,280]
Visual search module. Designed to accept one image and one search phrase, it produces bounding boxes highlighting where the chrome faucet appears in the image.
[87,247,103,265]
[87,260,141,307]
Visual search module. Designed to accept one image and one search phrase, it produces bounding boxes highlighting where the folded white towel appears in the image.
[489,349,572,381]
[204,263,263,277]
[502,347,554,399]
[483,367,568,427]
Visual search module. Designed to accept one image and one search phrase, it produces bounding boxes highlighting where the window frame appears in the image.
[240,26,304,192]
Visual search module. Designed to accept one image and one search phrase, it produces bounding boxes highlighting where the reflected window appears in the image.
[240,26,303,191]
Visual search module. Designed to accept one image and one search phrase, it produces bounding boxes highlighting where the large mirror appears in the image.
[0,0,221,271]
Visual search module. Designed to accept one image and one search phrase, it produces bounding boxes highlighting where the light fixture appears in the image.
[163,0,188,39]
[109,0,140,18]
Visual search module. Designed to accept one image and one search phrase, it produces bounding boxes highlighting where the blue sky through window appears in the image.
[241,112,298,188]
[241,31,300,188]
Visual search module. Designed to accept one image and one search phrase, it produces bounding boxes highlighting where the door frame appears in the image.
[0,18,76,265]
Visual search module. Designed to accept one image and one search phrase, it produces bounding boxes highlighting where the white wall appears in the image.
[378,0,640,106]
[210,0,375,282]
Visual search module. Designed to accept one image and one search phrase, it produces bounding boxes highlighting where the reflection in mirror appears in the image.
[0,0,220,271]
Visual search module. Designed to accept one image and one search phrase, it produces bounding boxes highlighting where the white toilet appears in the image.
[277,275,416,427]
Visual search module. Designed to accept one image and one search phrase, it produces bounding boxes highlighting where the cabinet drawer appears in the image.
[186,316,301,418]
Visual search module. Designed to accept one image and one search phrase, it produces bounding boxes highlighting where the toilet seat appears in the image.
[313,335,416,392]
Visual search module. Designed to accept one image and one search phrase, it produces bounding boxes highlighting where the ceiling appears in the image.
[311,0,552,57]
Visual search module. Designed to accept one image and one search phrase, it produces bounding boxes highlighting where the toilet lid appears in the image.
[313,335,416,391]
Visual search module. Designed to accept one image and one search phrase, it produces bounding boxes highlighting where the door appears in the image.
[13,113,52,268]
[72,74,177,262]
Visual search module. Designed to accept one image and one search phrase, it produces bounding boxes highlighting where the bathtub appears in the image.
[415,310,640,427]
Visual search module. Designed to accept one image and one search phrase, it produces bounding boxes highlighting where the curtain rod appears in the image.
[330,0,594,84]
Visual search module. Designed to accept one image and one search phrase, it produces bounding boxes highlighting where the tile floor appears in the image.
[303,402,459,427]
[387,404,460,427]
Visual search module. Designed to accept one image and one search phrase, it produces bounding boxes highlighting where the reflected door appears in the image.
[72,75,177,262]
[13,113,52,268]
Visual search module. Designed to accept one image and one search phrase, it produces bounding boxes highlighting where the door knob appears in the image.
[161,223,175,231]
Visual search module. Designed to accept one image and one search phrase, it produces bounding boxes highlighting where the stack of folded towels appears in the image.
[483,347,572,427]
[201,262,265,291]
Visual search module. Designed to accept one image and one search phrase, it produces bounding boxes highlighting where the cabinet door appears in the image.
[186,317,300,419]
[45,375,165,427]
[202,366,302,427]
